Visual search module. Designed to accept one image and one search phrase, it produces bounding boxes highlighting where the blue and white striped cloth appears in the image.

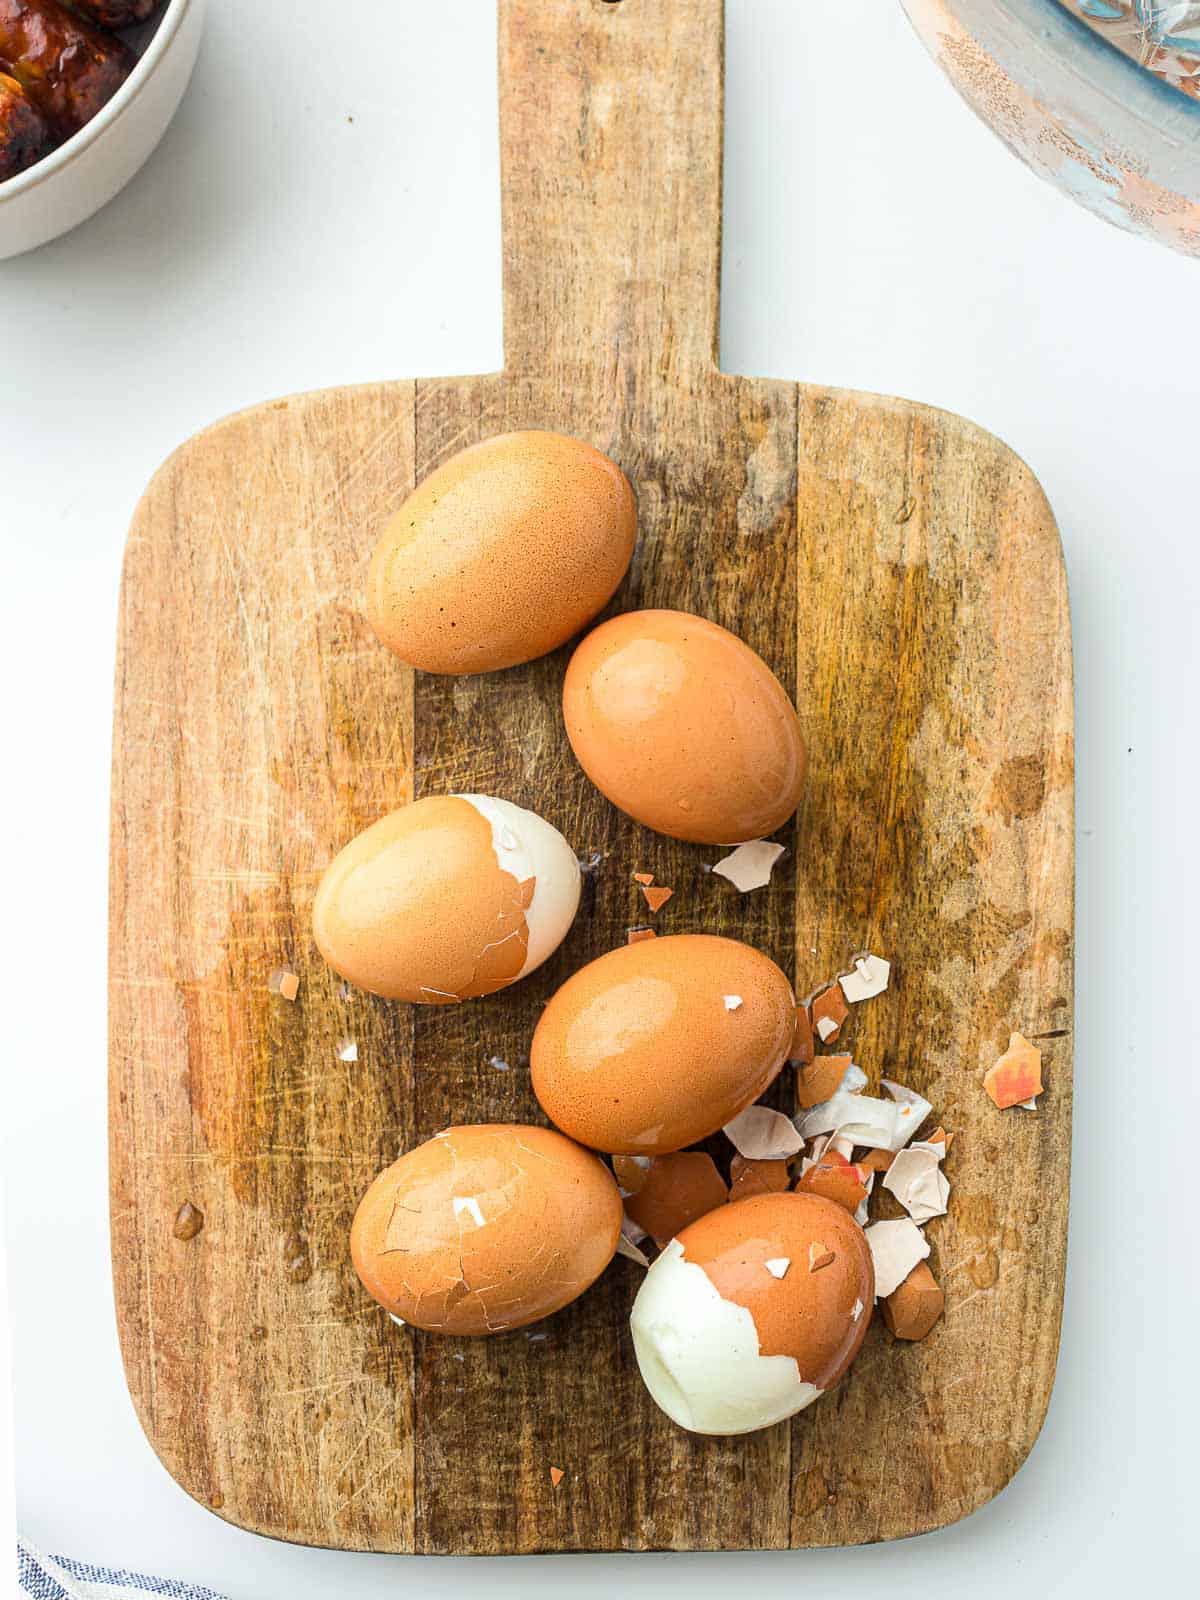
[17,1540,229,1600]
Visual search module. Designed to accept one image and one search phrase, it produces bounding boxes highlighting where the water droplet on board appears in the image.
[173,1202,204,1241]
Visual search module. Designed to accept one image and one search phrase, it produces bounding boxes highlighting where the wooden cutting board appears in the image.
[109,0,1073,1556]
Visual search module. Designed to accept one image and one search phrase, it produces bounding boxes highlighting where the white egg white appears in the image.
[457,795,581,979]
[630,1240,822,1436]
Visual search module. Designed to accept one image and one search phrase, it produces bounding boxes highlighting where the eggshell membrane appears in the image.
[678,1192,874,1387]
[530,934,796,1154]
[563,609,807,845]
[366,431,637,674]
[312,795,579,1002]
[350,1124,623,1335]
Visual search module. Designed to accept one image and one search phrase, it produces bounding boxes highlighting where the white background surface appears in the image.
[2,0,1196,1594]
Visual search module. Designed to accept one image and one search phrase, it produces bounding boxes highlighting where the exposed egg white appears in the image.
[457,795,582,978]
[630,1240,822,1436]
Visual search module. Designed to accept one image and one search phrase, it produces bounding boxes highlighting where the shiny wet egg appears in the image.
[563,608,807,844]
[530,933,796,1154]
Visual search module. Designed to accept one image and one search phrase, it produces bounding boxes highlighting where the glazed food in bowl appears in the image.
[0,0,204,258]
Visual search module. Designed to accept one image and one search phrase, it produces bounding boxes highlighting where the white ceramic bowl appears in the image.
[0,0,205,260]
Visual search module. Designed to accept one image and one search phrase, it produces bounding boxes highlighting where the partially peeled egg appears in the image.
[630,1192,874,1435]
[313,794,581,1002]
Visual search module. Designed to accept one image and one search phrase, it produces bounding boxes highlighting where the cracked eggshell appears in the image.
[313,795,580,1002]
[366,431,637,674]
[350,1124,622,1336]
[563,610,807,845]
[531,934,796,1154]
[630,1193,873,1436]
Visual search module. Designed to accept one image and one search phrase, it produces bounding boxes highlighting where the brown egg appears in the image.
[351,1124,623,1335]
[530,933,795,1154]
[563,609,807,844]
[630,1192,874,1434]
[312,794,581,1002]
[366,431,637,674]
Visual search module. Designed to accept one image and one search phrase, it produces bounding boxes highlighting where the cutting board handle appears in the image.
[498,0,724,382]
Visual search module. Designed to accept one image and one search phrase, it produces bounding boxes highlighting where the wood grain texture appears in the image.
[109,0,1073,1556]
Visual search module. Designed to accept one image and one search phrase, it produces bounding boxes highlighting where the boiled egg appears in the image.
[313,794,580,1001]
[630,1192,874,1435]
[366,431,637,674]
[563,608,807,844]
[530,933,795,1154]
[351,1124,622,1335]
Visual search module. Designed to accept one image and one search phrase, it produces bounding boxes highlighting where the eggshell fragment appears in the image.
[859,1148,896,1173]
[313,795,581,1003]
[623,1153,729,1246]
[864,1218,931,1299]
[613,1154,653,1196]
[799,1089,908,1150]
[269,968,299,1002]
[789,1006,815,1066]
[632,872,655,886]
[795,1149,869,1214]
[880,1079,934,1136]
[811,984,849,1044]
[629,1194,873,1436]
[641,885,673,914]
[531,934,796,1154]
[839,954,891,1004]
[350,1124,622,1335]
[882,1261,945,1341]
[627,928,657,944]
[984,1033,1043,1110]
[564,610,806,846]
[711,840,789,891]
[616,1220,652,1269]
[765,1258,790,1279]
[723,1104,804,1161]
[549,1466,565,1487]
[882,1146,950,1224]
[729,1156,791,1201]
[796,1053,852,1110]
[367,431,637,674]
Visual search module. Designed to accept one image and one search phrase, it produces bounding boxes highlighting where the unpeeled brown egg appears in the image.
[530,933,796,1154]
[312,794,580,1002]
[563,608,807,845]
[367,431,637,674]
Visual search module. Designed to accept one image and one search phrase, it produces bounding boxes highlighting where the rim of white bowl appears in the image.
[0,0,194,205]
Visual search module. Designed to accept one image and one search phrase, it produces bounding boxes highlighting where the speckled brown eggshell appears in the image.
[366,431,637,674]
[530,933,796,1154]
[678,1191,874,1388]
[350,1124,623,1335]
[562,609,807,845]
